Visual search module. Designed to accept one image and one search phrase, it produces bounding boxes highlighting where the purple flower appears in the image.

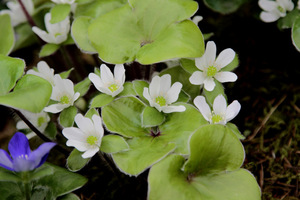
[0,132,56,172]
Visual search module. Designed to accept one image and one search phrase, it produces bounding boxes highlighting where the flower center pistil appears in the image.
[207,66,218,77]
[108,83,119,92]
[155,96,167,107]
[277,6,285,13]
[86,135,98,146]
[60,95,71,104]
[211,114,223,124]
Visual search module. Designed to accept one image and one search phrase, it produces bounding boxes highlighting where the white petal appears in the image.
[62,127,86,141]
[74,114,94,134]
[215,48,235,69]
[166,82,182,104]
[32,27,54,44]
[73,92,80,103]
[44,103,67,113]
[161,105,186,113]
[92,115,104,138]
[143,88,154,106]
[280,0,294,11]
[111,86,124,97]
[193,96,211,121]
[214,71,237,83]
[195,56,206,71]
[260,11,280,22]
[89,73,104,91]
[114,64,125,84]
[258,0,278,11]
[213,95,227,116]
[189,71,205,85]
[149,76,161,97]
[159,74,171,94]
[204,41,216,66]
[225,100,241,122]
[81,147,99,158]
[192,15,203,25]
[100,64,114,84]
[66,140,88,151]
[203,77,215,91]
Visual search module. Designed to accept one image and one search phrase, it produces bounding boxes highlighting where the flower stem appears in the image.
[17,0,36,27]
[21,172,31,200]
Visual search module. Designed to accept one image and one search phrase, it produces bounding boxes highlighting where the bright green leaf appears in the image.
[226,122,245,140]
[84,108,99,119]
[59,106,77,127]
[0,14,14,55]
[0,74,52,113]
[90,93,114,108]
[74,77,90,97]
[203,80,225,106]
[67,149,91,172]
[59,68,73,79]
[101,96,148,138]
[142,106,165,127]
[100,134,129,153]
[180,58,198,74]
[292,16,300,52]
[0,55,25,96]
[183,124,245,174]
[50,4,71,24]
[132,80,149,103]
[39,43,60,57]
[118,82,136,96]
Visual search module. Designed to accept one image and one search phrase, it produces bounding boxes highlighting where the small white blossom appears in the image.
[32,12,70,44]
[0,0,34,27]
[89,64,125,97]
[258,0,294,22]
[16,110,50,139]
[194,95,241,125]
[62,114,104,158]
[192,15,203,25]
[189,41,237,91]
[27,61,55,85]
[44,74,80,113]
[143,74,186,113]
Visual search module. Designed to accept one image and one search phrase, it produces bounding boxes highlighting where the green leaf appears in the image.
[142,106,165,127]
[0,74,52,113]
[100,134,129,153]
[84,108,99,119]
[59,68,73,79]
[203,80,225,106]
[88,0,204,64]
[0,167,22,182]
[90,93,114,108]
[59,106,77,127]
[203,0,246,14]
[180,58,198,74]
[278,9,300,30]
[226,122,245,140]
[160,66,200,102]
[50,4,71,24]
[292,16,300,52]
[148,154,261,200]
[0,182,23,200]
[101,96,148,138]
[39,43,60,57]
[74,77,90,97]
[112,137,176,176]
[29,165,54,181]
[118,82,136,96]
[0,14,14,55]
[13,23,35,51]
[36,163,88,197]
[0,55,25,96]
[71,16,97,53]
[183,124,244,174]
[132,80,149,103]
[44,121,57,139]
[67,149,91,172]
[58,193,80,200]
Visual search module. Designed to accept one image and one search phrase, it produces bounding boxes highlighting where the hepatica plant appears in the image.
[0,0,263,199]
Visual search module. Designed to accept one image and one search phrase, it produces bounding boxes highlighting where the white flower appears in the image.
[51,0,75,4]
[89,64,125,97]
[0,0,34,27]
[298,0,300,9]
[143,74,186,113]
[32,12,70,44]
[62,114,104,158]
[16,110,50,139]
[258,0,294,22]
[27,61,55,85]
[189,41,237,91]
[194,95,241,125]
[44,74,80,113]
[192,15,203,25]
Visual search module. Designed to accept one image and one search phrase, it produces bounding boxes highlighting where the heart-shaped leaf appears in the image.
[0,14,14,55]
[100,134,129,153]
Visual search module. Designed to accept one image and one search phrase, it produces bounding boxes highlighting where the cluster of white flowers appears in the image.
[258,0,294,22]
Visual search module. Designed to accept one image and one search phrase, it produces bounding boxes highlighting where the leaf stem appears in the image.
[17,0,36,27]
[21,171,31,200]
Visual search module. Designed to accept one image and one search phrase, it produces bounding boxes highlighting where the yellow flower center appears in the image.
[207,66,218,77]
[86,135,98,146]
[60,95,71,104]
[211,114,223,124]
[54,32,62,38]
[155,96,166,107]
[108,83,119,92]
[277,6,285,13]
